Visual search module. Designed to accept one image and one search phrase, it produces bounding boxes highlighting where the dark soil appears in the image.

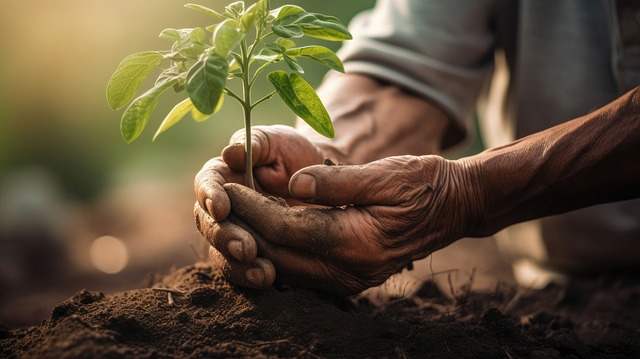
[1,262,639,358]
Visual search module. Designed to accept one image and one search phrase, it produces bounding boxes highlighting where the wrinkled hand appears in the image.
[194,125,325,288]
[195,125,326,217]
[195,155,485,295]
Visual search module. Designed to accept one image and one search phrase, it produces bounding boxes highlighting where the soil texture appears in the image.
[1,262,639,358]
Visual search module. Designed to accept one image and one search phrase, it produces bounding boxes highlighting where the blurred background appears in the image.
[0,0,378,327]
[1,0,491,329]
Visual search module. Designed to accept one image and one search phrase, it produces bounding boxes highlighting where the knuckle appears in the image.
[229,129,246,144]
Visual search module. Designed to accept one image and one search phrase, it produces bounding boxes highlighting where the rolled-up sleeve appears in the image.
[338,0,496,129]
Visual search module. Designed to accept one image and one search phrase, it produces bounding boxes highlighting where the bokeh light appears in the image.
[89,235,129,274]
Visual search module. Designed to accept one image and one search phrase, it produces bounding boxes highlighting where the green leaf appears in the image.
[275,38,296,49]
[252,47,280,63]
[192,93,224,122]
[191,107,211,122]
[229,58,241,72]
[213,19,244,56]
[285,46,345,73]
[186,54,229,114]
[271,21,304,38]
[175,27,207,59]
[174,81,185,93]
[266,43,286,53]
[267,70,334,138]
[272,13,352,41]
[156,66,186,88]
[106,51,163,111]
[240,2,260,30]
[159,28,181,41]
[267,5,305,22]
[283,55,304,73]
[189,27,207,43]
[256,0,270,22]
[184,3,224,20]
[120,78,177,143]
[225,1,244,18]
[153,98,194,141]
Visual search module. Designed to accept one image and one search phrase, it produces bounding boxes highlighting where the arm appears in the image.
[467,86,640,236]
[197,87,640,295]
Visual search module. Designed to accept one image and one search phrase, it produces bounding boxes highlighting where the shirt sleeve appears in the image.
[338,0,496,130]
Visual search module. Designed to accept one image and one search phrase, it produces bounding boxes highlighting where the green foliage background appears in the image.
[0,0,375,201]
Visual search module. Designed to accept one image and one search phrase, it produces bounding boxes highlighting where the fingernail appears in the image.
[205,198,215,218]
[246,268,264,287]
[291,173,316,199]
[227,240,244,261]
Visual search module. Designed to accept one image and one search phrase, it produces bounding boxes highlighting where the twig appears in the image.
[503,289,526,313]
[152,287,185,296]
[190,241,205,261]
[167,292,175,306]
[447,272,457,300]
[458,268,476,304]
[421,268,460,280]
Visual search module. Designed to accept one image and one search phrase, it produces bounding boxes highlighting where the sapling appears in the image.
[106,0,352,190]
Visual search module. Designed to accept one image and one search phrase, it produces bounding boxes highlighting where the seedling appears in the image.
[106,0,352,190]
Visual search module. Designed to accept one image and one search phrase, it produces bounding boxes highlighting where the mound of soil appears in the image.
[1,262,639,358]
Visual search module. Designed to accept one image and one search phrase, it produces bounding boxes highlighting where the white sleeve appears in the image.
[338,0,496,129]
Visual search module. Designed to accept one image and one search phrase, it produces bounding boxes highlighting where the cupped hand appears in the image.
[194,125,326,220]
[195,155,485,295]
[194,125,326,288]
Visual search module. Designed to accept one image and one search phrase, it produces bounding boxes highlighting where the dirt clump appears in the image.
[1,263,639,358]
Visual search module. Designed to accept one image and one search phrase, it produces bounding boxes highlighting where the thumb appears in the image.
[222,130,270,172]
[289,157,415,207]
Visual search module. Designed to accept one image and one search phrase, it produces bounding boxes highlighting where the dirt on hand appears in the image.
[1,262,639,358]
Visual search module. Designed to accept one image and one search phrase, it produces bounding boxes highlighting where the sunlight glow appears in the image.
[89,235,129,274]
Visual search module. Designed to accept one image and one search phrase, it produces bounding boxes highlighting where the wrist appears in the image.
[446,157,490,238]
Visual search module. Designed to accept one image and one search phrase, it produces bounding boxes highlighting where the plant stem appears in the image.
[251,90,277,110]
[224,87,244,104]
[241,39,256,191]
[243,104,255,190]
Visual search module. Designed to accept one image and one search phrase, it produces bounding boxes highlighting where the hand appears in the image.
[195,125,326,220]
[195,155,484,295]
[194,73,458,292]
[194,125,325,288]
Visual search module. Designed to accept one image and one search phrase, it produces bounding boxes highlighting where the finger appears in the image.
[221,143,250,172]
[226,216,360,295]
[209,247,276,289]
[223,127,274,171]
[289,156,426,206]
[194,158,233,221]
[194,202,257,263]
[224,183,347,254]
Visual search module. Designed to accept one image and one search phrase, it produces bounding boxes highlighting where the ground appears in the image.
[1,257,639,358]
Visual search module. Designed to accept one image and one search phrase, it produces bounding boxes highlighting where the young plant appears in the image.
[106,0,352,190]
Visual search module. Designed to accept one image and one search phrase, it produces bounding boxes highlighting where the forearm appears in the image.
[296,73,460,164]
[465,87,640,236]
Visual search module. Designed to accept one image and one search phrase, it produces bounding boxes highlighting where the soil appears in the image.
[1,262,639,358]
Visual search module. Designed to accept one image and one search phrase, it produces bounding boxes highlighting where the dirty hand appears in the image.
[194,125,326,288]
[195,155,484,295]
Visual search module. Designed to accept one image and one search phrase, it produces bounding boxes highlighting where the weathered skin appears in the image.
[194,73,640,295]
